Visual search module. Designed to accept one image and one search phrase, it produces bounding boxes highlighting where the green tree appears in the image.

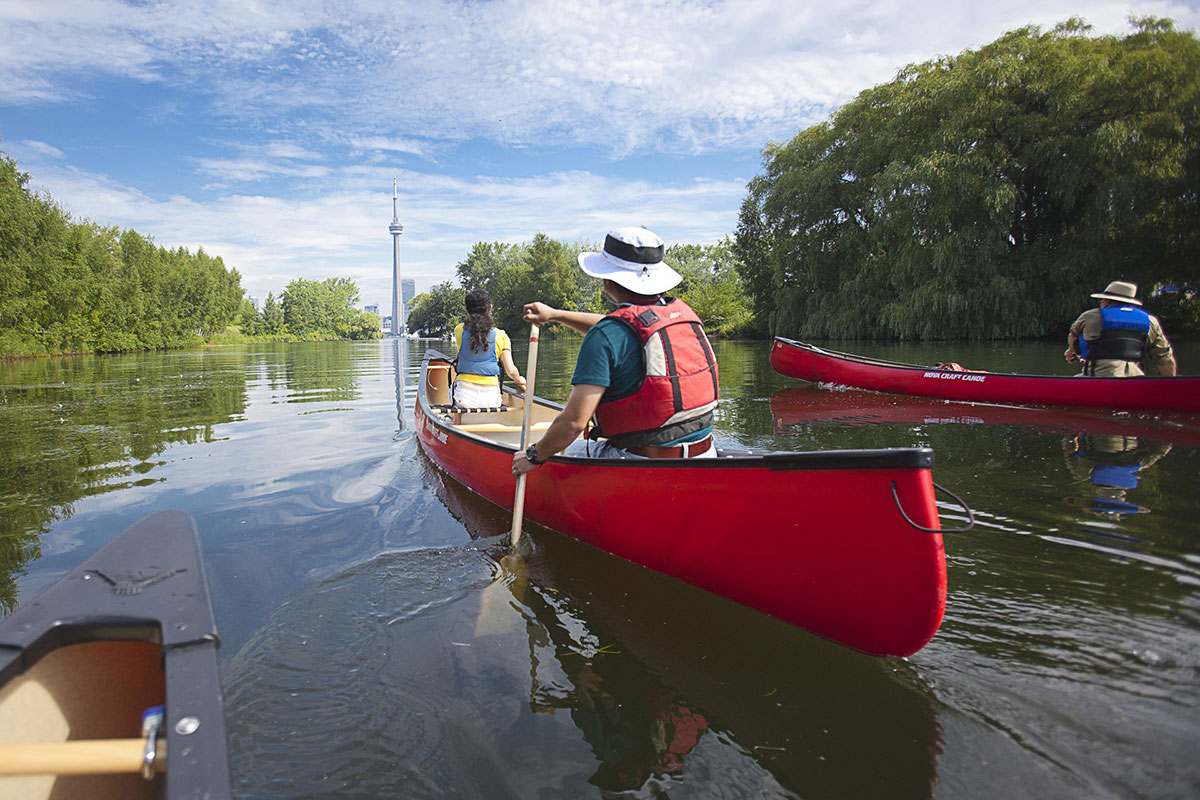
[522,233,579,338]
[2,145,248,355]
[280,277,378,340]
[261,293,284,335]
[669,239,753,336]
[742,18,1200,340]
[455,242,512,296]
[408,282,466,336]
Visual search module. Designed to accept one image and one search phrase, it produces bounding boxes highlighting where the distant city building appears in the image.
[248,295,261,312]
[401,279,415,309]
[382,315,393,334]
[364,304,379,315]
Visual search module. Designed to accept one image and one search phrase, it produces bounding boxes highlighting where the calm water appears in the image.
[2,338,1198,798]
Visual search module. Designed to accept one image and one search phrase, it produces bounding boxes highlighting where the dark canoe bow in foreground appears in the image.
[0,510,230,800]
[770,337,1200,413]
[417,351,969,658]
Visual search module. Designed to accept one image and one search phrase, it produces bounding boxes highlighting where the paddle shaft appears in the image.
[0,739,163,776]
[510,324,540,546]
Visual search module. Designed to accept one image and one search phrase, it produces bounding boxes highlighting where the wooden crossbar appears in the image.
[457,422,551,433]
[0,739,164,776]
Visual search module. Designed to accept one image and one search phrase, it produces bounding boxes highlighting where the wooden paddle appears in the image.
[510,323,540,547]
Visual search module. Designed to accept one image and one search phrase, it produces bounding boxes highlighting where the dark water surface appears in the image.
[2,338,1198,798]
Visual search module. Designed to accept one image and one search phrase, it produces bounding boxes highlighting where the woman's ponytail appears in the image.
[464,289,494,354]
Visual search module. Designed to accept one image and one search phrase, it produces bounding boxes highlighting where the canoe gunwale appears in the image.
[771,336,1200,412]
[773,336,1191,383]
[420,349,935,471]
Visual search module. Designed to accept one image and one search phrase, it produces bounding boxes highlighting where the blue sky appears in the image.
[2,1,1197,311]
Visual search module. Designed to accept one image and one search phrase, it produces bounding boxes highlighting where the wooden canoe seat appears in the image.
[457,421,551,433]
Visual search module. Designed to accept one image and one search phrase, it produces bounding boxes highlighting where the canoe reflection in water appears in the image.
[768,386,1190,521]
[429,453,945,799]
[769,386,1200,447]
[515,557,710,794]
[1063,435,1172,516]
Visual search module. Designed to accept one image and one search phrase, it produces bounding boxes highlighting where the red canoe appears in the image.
[416,351,967,657]
[771,337,1200,413]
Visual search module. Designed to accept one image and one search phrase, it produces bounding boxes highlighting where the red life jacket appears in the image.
[590,298,720,447]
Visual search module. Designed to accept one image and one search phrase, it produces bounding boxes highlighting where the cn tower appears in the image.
[389,173,405,337]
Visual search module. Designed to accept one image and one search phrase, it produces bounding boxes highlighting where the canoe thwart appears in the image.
[458,422,551,433]
[0,738,165,776]
[891,480,976,533]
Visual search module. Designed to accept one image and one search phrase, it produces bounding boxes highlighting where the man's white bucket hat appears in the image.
[578,227,682,296]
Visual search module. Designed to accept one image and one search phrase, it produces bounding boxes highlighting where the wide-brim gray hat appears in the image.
[1090,280,1142,306]
[578,227,682,296]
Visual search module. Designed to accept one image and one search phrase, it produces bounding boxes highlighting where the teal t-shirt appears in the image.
[571,318,643,398]
[572,312,712,445]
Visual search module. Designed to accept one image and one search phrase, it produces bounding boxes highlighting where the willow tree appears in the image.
[739,18,1200,340]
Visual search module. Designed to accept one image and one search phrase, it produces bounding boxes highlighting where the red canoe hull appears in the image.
[417,353,950,657]
[771,338,1200,413]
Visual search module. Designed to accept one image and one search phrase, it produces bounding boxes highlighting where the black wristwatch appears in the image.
[525,443,544,465]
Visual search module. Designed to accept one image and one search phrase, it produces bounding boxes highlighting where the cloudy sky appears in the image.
[2,0,1197,310]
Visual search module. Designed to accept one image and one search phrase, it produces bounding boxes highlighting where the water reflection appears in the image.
[1063,435,1171,516]
[769,385,1200,446]
[431,457,944,798]
[767,386,1198,522]
[274,342,365,404]
[392,338,408,436]
[0,350,250,612]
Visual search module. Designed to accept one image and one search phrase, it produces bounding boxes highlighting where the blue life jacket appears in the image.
[1080,305,1150,363]
[1089,461,1142,489]
[456,326,500,377]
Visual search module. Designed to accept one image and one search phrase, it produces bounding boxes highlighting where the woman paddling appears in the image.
[453,288,526,408]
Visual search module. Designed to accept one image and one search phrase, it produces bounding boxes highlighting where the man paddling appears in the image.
[512,226,719,476]
[1065,281,1176,377]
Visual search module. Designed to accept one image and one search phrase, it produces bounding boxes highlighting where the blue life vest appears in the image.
[1089,461,1142,489]
[1080,305,1150,363]
[456,326,500,377]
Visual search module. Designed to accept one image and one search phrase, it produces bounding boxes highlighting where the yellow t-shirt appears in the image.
[452,323,512,385]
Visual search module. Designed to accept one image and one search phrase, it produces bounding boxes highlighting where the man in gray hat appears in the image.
[1065,281,1176,377]
[512,226,720,475]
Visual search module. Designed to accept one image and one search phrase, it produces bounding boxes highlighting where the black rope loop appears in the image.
[891,480,976,533]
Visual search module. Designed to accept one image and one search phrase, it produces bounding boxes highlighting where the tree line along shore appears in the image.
[2,18,1196,360]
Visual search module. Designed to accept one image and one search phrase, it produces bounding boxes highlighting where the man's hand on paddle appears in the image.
[522,302,556,326]
[522,301,605,335]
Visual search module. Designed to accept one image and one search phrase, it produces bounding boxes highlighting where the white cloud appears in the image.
[3,0,1195,154]
[4,0,1196,311]
[17,155,744,309]
[191,157,332,182]
[20,139,65,158]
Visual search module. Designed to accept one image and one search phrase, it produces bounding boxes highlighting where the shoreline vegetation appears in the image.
[3,18,1198,361]
[735,18,1199,341]
[0,148,384,360]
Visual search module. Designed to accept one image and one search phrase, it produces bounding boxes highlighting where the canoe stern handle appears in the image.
[891,480,976,533]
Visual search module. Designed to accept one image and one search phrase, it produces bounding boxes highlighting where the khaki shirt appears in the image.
[1069,307,1173,377]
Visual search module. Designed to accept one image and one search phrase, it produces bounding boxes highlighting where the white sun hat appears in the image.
[577,227,682,296]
